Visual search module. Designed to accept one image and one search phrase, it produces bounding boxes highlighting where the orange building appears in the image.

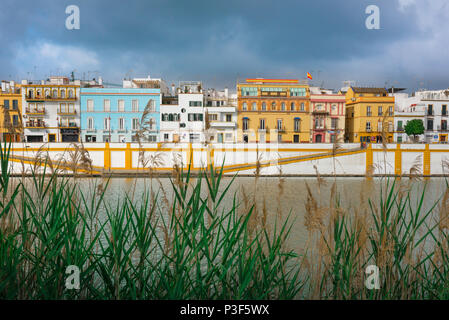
[237,78,311,143]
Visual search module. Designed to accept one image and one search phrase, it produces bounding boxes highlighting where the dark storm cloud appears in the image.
[0,0,447,91]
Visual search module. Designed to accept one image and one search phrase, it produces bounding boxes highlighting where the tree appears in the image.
[404,119,425,142]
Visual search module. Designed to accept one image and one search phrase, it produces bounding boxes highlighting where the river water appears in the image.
[74,176,449,254]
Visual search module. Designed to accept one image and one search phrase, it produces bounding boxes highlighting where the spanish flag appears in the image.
[307,72,312,80]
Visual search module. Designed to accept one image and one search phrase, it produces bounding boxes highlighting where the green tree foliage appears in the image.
[404,119,425,142]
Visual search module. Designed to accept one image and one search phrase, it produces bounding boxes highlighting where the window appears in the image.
[277,119,283,130]
[60,103,67,113]
[281,102,286,111]
[294,118,300,132]
[262,102,267,111]
[428,105,433,116]
[242,118,249,131]
[367,106,372,116]
[104,118,110,130]
[53,90,58,98]
[388,106,393,116]
[242,102,247,111]
[278,134,282,142]
[12,115,18,126]
[132,100,139,112]
[60,90,66,98]
[12,100,18,110]
[189,101,202,107]
[252,102,257,111]
[87,99,94,112]
[225,133,233,141]
[442,120,447,131]
[118,99,125,112]
[68,89,74,98]
[443,105,448,116]
[241,87,258,96]
[271,102,276,110]
[119,118,125,130]
[209,114,218,121]
[330,134,336,143]
[259,118,265,130]
[87,117,94,130]
[378,121,383,132]
[226,114,232,122]
[427,119,433,130]
[104,99,110,112]
[290,88,306,97]
[164,133,169,141]
[132,118,139,130]
[397,120,403,131]
[3,100,9,110]
[366,121,371,131]
[378,106,382,116]
[300,103,305,111]
[331,118,338,129]
[148,135,157,142]
[188,113,203,121]
[388,121,393,132]
[290,102,295,111]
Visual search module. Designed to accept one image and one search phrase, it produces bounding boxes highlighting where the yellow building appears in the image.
[237,78,311,143]
[0,81,22,142]
[344,87,394,143]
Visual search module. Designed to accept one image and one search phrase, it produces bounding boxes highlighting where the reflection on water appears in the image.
[74,176,449,254]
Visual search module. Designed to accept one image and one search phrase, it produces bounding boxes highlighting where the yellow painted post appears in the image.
[125,143,132,170]
[188,143,193,169]
[366,143,373,176]
[210,146,215,168]
[424,144,431,176]
[395,144,402,177]
[104,142,111,171]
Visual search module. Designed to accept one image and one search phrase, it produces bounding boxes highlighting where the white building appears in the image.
[204,88,238,143]
[393,93,426,143]
[22,76,81,143]
[160,81,206,143]
[414,89,449,143]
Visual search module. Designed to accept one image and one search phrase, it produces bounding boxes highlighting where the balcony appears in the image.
[25,121,46,128]
[58,122,79,129]
[366,128,372,132]
[58,109,77,115]
[276,126,286,133]
[397,127,404,132]
[25,107,45,115]
[209,121,236,128]
[258,126,268,132]
[26,95,77,102]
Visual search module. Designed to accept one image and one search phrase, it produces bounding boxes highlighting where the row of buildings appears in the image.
[1,75,448,144]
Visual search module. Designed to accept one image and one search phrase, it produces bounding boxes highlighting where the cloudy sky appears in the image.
[0,0,448,92]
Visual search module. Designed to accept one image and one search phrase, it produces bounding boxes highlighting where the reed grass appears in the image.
[1,141,449,300]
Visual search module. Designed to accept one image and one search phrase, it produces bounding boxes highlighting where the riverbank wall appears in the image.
[2,142,449,177]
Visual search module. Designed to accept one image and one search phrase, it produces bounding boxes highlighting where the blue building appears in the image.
[80,88,160,143]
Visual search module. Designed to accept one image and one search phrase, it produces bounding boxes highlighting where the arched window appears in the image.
[262,102,267,111]
[300,103,305,111]
[60,89,66,98]
[252,102,257,111]
[28,90,33,98]
[290,102,295,111]
[52,90,58,98]
[281,102,286,111]
[242,102,247,111]
[45,89,50,98]
[36,89,42,97]
[271,102,276,110]
[68,89,74,98]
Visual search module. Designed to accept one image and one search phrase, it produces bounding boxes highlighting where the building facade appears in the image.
[414,90,449,143]
[204,88,237,143]
[0,81,22,142]
[22,77,80,143]
[237,78,311,143]
[80,87,160,143]
[309,87,346,143]
[344,87,394,143]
